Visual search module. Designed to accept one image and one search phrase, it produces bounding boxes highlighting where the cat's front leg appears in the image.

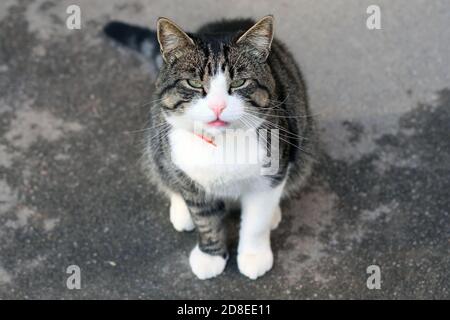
[169,193,195,232]
[238,182,285,279]
[186,200,228,280]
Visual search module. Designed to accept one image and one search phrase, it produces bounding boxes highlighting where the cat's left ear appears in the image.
[236,15,274,62]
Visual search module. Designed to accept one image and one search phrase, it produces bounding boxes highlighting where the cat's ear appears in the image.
[236,15,274,62]
[157,17,194,63]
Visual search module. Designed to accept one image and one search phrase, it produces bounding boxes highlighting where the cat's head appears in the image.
[155,16,276,136]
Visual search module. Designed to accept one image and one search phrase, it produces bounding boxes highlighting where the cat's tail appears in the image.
[103,21,162,69]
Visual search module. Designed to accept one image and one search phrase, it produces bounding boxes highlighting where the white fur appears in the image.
[237,181,285,279]
[169,193,195,232]
[189,245,227,280]
[166,71,284,279]
[185,72,246,134]
[169,128,270,198]
[271,205,282,230]
[168,72,269,198]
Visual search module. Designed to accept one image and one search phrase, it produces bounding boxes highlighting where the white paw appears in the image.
[271,205,282,230]
[189,245,227,280]
[237,248,274,280]
[170,194,195,232]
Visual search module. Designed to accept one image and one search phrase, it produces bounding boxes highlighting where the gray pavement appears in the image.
[0,0,449,299]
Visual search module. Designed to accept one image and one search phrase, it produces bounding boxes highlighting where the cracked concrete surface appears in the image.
[0,0,449,299]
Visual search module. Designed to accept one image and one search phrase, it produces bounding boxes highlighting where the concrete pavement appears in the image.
[0,0,449,299]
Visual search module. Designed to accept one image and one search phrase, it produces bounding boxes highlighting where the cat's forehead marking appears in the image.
[206,41,227,70]
[200,41,229,84]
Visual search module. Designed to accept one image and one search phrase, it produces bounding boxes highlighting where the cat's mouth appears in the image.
[207,119,229,127]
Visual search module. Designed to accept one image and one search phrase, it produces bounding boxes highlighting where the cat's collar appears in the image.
[194,133,216,147]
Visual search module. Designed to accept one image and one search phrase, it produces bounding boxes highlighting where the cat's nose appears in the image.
[210,101,226,117]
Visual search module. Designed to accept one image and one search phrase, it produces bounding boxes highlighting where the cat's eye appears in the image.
[230,79,246,88]
[187,79,203,89]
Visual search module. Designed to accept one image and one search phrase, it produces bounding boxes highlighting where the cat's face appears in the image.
[155,16,276,136]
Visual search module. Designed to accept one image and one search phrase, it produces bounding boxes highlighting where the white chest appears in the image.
[169,129,269,198]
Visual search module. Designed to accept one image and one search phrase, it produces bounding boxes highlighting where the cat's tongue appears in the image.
[208,119,229,127]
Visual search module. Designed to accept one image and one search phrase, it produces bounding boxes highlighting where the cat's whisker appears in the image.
[240,97,321,119]
[240,94,290,108]
[124,121,169,135]
[264,94,291,109]
[270,131,316,159]
[245,115,314,156]
[128,97,165,109]
[264,106,323,119]
[147,125,171,140]
[243,107,318,119]
[238,115,269,148]
[125,125,166,135]
[242,112,310,141]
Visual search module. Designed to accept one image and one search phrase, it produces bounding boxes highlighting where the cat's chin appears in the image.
[202,126,228,136]
[173,120,246,136]
[193,121,230,136]
[207,123,251,135]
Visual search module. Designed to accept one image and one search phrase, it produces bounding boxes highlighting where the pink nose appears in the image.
[210,103,226,117]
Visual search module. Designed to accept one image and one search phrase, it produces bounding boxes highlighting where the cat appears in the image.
[104,15,315,280]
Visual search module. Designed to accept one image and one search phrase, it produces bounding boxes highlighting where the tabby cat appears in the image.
[104,15,314,279]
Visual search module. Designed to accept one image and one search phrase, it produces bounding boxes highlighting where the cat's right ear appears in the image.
[157,18,194,63]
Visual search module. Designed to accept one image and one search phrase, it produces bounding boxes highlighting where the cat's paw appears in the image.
[189,245,227,280]
[271,205,282,230]
[237,248,274,280]
[170,195,195,232]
